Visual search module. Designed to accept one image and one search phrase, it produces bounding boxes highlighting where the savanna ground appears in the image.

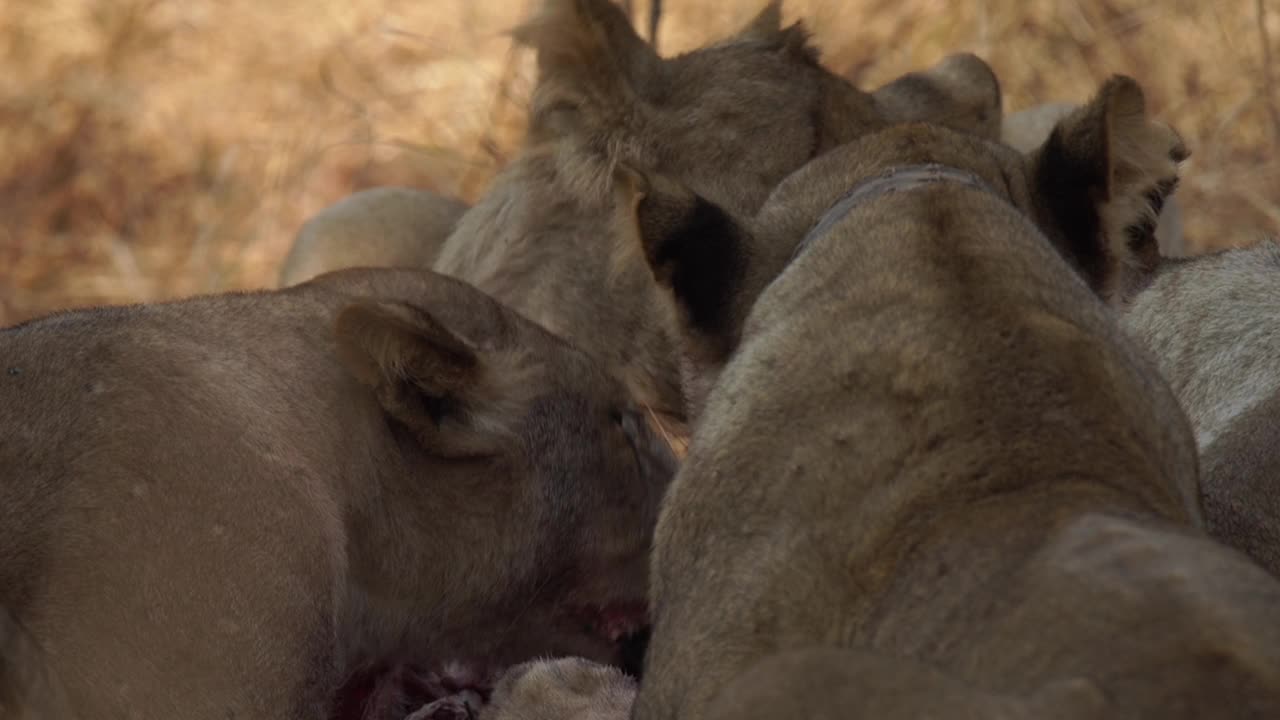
[1,0,1277,325]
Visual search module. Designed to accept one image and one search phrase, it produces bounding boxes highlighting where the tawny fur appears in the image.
[278,187,470,287]
[1004,101,1186,258]
[1121,240,1280,577]
[629,75,1280,720]
[1015,79,1186,303]
[433,0,1008,421]
[625,76,1187,421]
[0,606,77,720]
[0,268,675,720]
[474,658,636,720]
[705,648,1108,720]
[868,51,1004,140]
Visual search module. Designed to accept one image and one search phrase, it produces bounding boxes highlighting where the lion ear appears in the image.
[1029,75,1188,301]
[514,0,661,140]
[334,301,535,457]
[615,165,756,365]
[871,52,1003,140]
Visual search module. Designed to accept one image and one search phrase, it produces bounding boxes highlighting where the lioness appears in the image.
[623,75,1280,719]
[1004,101,1186,258]
[433,0,1007,421]
[1121,240,1280,577]
[278,40,1001,308]
[0,268,675,719]
[278,187,470,287]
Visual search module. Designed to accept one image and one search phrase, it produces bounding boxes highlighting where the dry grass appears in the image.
[1,0,1276,325]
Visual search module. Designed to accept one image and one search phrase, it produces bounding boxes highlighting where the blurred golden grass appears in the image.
[1,0,1276,325]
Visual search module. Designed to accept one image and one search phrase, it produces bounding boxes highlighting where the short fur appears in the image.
[1022,83,1187,301]
[435,0,1007,421]
[0,268,675,719]
[1199,391,1280,578]
[1121,240,1280,576]
[626,76,1187,420]
[629,76,1280,720]
[0,606,77,720]
[278,187,470,287]
[474,658,636,720]
[1004,101,1186,259]
[705,648,1106,720]
[869,52,1004,140]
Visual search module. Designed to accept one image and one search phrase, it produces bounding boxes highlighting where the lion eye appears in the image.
[620,411,645,446]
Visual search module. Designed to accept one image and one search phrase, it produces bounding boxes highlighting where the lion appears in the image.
[277,187,470,287]
[277,46,1003,306]
[431,0,1009,422]
[868,51,1003,142]
[1004,101,1186,258]
[1016,106,1278,578]
[615,75,1280,719]
[1120,240,1280,578]
[0,267,676,720]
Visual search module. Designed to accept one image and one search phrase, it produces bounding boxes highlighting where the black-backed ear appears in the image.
[616,166,756,364]
[1029,75,1188,302]
[871,52,1003,140]
[514,0,661,140]
[335,301,534,457]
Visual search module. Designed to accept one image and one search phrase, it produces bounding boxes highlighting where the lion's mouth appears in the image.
[332,602,650,720]
[569,600,649,644]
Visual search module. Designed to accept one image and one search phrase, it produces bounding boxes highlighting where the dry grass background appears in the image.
[0,0,1276,325]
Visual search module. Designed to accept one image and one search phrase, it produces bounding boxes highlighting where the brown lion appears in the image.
[432,0,1008,423]
[0,268,675,719]
[621,76,1280,719]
